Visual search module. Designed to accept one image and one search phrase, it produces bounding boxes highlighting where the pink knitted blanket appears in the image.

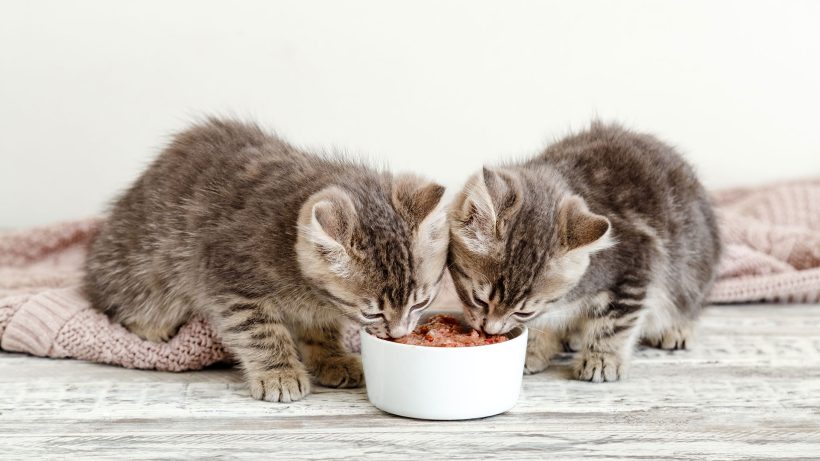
[709,178,820,303]
[2,179,819,371]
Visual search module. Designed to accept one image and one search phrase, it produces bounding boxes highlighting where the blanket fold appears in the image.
[709,178,820,303]
[2,178,819,371]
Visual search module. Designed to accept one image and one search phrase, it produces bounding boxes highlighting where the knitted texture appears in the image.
[710,178,820,303]
[1,178,818,370]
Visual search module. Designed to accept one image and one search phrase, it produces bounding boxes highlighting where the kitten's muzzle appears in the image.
[388,324,411,338]
[482,318,513,335]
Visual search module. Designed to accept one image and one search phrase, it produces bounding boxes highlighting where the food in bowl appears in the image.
[391,314,509,347]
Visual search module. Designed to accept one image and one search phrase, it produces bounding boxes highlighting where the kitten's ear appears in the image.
[453,167,523,253]
[392,174,446,228]
[559,195,611,251]
[299,187,358,275]
[479,167,523,234]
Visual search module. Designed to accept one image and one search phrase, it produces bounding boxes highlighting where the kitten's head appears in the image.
[448,167,613,334]
[296,174,448,338]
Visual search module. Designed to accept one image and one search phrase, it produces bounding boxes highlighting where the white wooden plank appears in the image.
[0,304,818,460]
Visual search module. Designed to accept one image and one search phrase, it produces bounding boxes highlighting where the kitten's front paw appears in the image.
[575,352,626,383]
[524,344,552,375]
[524,331,561,375]
[248,367,312,402]
[312,354,364,388]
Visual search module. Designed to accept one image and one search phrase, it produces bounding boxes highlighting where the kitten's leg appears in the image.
[642,287,696,350]
[218,303,311,402]
[575,285,647,383]
[562,323,585,353]
[524,327,563,374]
[298,322,364,388]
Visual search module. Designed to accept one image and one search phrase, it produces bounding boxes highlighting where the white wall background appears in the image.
[2,0,819,228]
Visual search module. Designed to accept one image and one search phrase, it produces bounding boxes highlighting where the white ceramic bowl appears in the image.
[360,312,528,420]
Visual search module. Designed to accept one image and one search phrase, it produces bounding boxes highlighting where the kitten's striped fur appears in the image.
[84,118,448,401]
[449,122,720,382]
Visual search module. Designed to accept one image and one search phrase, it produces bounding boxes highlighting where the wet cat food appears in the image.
[392,314,509,347]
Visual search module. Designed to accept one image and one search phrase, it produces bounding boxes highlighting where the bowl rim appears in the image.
[360,311,528,351]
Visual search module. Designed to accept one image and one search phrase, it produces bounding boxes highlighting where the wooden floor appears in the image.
[1,305,819,460]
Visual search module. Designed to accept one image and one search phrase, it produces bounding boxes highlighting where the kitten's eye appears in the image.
[362,312,384,321]
[513,311,538,320]
[471,291,489,309]
[409,298,430,313]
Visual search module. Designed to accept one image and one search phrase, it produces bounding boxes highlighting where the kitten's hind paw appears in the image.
[312,354,364,388]
[124,321,179,343]
[575,351,626,383]
[645,325,692,350]
[249,367,312,402]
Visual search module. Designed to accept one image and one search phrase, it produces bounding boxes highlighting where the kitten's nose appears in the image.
[483,320,505,335]
[388,324,411,338]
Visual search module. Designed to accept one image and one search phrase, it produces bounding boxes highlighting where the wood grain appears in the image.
[1,305,819,460]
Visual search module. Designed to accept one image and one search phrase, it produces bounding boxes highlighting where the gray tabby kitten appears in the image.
[84,118,448,401]
[448,122,720,382]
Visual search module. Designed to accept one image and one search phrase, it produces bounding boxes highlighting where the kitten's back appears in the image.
[83,119,317,324]
[534,122,721,318]
[533,123,704,221]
